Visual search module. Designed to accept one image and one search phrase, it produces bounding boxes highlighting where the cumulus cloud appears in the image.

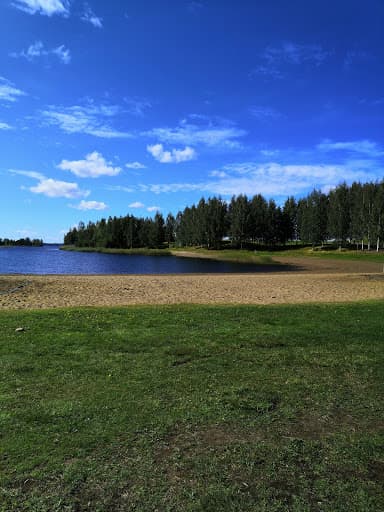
[52,45,71,63]
[41,103,132,138]
[30,178,89,198]
[126,161,146,169]
[81,4,103,28]
[10,41,71,64]
[147,206,161,212]
[0,121,13,130]
[0,77,26,102]
[58,151,121,178]
[70,200,107,210]
[129,201,145,208]
[147,143,196,163]
[12,0,70,16]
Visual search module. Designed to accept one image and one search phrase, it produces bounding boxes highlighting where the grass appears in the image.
[60,245,172,256]
[1,303,383,511]
[261,246,384,262]
[171,247,277,265]
[61,244,384,265]
[172,245,384,264]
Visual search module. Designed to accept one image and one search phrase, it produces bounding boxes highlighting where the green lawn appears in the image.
[61,244,384,265]
[172,246,384,264]
[1,303,383,511]
[60,245,172,256]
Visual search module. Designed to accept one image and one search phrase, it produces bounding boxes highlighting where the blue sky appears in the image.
[1,0,383,242]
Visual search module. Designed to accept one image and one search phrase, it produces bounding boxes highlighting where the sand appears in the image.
[1,255,384,309]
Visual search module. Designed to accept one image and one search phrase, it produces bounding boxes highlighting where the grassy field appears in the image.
[172,246,384,264]
[1,303,383,511]
[61,244,384,266]
[60,245,173,256]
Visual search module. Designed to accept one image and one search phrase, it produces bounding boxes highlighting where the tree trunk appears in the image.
[377,237,380,252]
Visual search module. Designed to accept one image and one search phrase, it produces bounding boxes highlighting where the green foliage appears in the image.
[0,237,43,246]
[1,303,383,510]
[64,181,384,251]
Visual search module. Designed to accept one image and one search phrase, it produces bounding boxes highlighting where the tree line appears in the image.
[64,181,384,251]
[0,237,43,247]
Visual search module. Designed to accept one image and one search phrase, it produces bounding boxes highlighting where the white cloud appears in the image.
[0,77,26,102]
[0,122,13,130]
[343,50,373,70]
[147,143,196,163]
[52,45,71,64]
[58,151,121,178]
[41,103,132,138]
[188,1,203,13]
[30,178,89,198]
[10,41,44,60]
[10,41,71,64]
[9,169,45,180]
[209,170,228,178]
[124,97,152,116]
[143,160,376,198]
[251,42,332,80]
[250,106,281,120]
[263,42,331,66]
[126,161,146,169]
[260,149,279,157]
[12,0,70,16]
[140,182,202,194]
[129,201,145,208]
[81,4,103,28]
[70,200,107,210]
[249,66,284,80]
[317,139,384,157]
[145,119,246,149]
[147,206,161,212]
[108,185,135,193]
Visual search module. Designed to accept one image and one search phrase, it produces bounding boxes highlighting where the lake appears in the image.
[0,245,266,274]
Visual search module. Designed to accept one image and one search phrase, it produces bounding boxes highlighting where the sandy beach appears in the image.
[1,254,384,310]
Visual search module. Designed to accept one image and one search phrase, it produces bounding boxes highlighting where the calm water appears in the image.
[0,245,265,274]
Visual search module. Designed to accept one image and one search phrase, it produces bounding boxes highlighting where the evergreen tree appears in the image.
[249,194,268,243]
[228,195,250,248]
[165,213,176,247]
[328,183,351,246]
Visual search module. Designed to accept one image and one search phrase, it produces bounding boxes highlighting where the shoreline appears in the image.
[1,272,384,310]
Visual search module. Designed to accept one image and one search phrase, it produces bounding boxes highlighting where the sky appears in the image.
[0,0,383,242]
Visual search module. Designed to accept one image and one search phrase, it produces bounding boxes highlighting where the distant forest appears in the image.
[0,237,43,247]
[64,181,384,251]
